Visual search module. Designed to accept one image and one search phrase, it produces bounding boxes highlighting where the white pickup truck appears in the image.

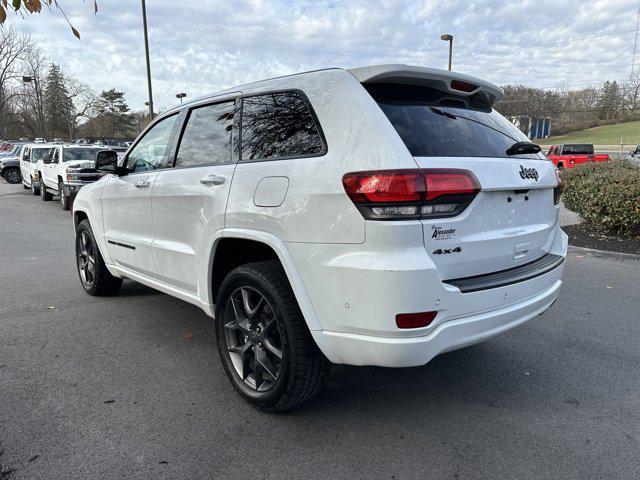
[36,144,108,210]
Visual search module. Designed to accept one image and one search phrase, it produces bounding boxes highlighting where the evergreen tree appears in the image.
[44,63,73,139]
[98,88,135,138]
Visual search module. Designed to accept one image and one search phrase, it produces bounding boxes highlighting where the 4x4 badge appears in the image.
[519,165,539,181]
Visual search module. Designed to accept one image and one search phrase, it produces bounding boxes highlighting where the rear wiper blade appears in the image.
[506,141,541,156]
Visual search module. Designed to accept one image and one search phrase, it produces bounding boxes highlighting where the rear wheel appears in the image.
[3,168,21,184]
[76,219,122,296]
[215,261,330,412]
[22,182,29,189]
[31,177,40,195]
[59,181,70,210]
[41,182,53,201]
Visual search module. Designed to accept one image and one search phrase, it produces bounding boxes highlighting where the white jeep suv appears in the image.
[72,65,567,412]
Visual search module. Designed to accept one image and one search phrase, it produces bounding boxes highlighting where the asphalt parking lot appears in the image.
[1,182,639,480]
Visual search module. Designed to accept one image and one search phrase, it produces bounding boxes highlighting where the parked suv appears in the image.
[20,143,52,194]
[73,65,567,411]
[37,144,107,209]
[0,143,29,183]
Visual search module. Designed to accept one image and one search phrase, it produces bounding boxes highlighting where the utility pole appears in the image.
[22,75,44,138]
[632,2,640,77]
[141,0,154,120]
[440,34,453,71]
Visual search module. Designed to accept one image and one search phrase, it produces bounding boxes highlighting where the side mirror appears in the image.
[95,150,120,174]
[42,153,51,164]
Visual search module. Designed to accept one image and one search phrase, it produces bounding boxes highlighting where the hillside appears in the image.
[540,120,640,145]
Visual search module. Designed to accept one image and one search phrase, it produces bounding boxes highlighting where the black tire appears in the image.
[215,261,330,412]
[59,181,70,210]
[41,182,53,201]
[3,167,21,184]
[23,182,29,189]
[31,177,40,196]
[557,163,564,170]
[75,219,122,296]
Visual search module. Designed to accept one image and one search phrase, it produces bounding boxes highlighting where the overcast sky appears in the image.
[8,0,640,112]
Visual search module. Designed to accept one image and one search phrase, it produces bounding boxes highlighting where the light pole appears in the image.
[141,0,154,120]
[440,34,453,71]
[22,75,44,138]
[176,93,187,104]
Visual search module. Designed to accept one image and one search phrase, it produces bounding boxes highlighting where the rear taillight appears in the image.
[554,169,564,205]
[342,169,480,220]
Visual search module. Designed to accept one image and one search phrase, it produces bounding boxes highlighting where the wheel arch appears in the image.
[206,229,323,331]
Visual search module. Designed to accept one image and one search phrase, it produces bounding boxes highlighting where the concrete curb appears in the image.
[569,245,640,261]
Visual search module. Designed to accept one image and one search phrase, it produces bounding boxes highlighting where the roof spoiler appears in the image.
[348,64,503,110]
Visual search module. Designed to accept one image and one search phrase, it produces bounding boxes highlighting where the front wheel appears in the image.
[76,219,122,296]
[3,168,21,184]
[215,261,330,412]
[59,181,70,210]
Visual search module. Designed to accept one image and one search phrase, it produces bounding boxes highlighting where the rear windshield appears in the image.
[366,84,545,160]
[31,148,49,161]
[63,148,103,162]
[562,144,594,155]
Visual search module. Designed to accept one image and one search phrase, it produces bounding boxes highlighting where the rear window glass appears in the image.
[63,148,104,162]
[240,91,325,161]
[562,144,594,155]
[366,84,545,160]
[31,148,49,161]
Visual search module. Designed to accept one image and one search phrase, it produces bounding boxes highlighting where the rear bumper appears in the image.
[312,276,561,367]
[288,224,568,367]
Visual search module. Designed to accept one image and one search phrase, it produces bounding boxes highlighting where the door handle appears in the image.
[200,175,226,186]
[135,180,151,188]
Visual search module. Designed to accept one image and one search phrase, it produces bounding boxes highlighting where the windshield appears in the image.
[31,148,49,162]
[365,83,545,160]
[563,144,594,155]
[63,148,103,162]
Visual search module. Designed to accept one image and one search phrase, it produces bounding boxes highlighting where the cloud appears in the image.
[7,0,640,112]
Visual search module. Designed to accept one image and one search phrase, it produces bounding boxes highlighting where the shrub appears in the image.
[562,160,640,236]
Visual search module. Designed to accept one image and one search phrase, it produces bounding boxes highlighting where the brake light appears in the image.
[396,311,438,329]
[554,169,564,205]
[343,169,480,220]
[450,80,478,93]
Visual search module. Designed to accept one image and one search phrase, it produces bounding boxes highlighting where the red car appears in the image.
[547,144,609,169]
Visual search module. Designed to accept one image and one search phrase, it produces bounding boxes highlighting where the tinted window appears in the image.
[367,84,545,160]
[240,92,324,161]
[175,101,235,167]
[562,144,594,155]
[63,148,104,162]
[127,114,178,172]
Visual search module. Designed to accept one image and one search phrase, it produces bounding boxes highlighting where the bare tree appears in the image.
[21,47,48,138]
[0,26,33,138]
[622,73,640,114]
[64,75,97,140]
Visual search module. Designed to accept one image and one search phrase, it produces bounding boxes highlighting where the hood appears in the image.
[64,159,96,170]
[0,156,20,167]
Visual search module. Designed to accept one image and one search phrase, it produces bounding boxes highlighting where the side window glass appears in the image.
[127,114,178,172]
[53,149,59,163]
[175,101,235,167]
[22,148,29,161]
[240,92,324,161]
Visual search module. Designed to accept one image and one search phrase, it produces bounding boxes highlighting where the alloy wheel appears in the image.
[223,286,284,392]
[77,231,96,288]
[5,170,19,183]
